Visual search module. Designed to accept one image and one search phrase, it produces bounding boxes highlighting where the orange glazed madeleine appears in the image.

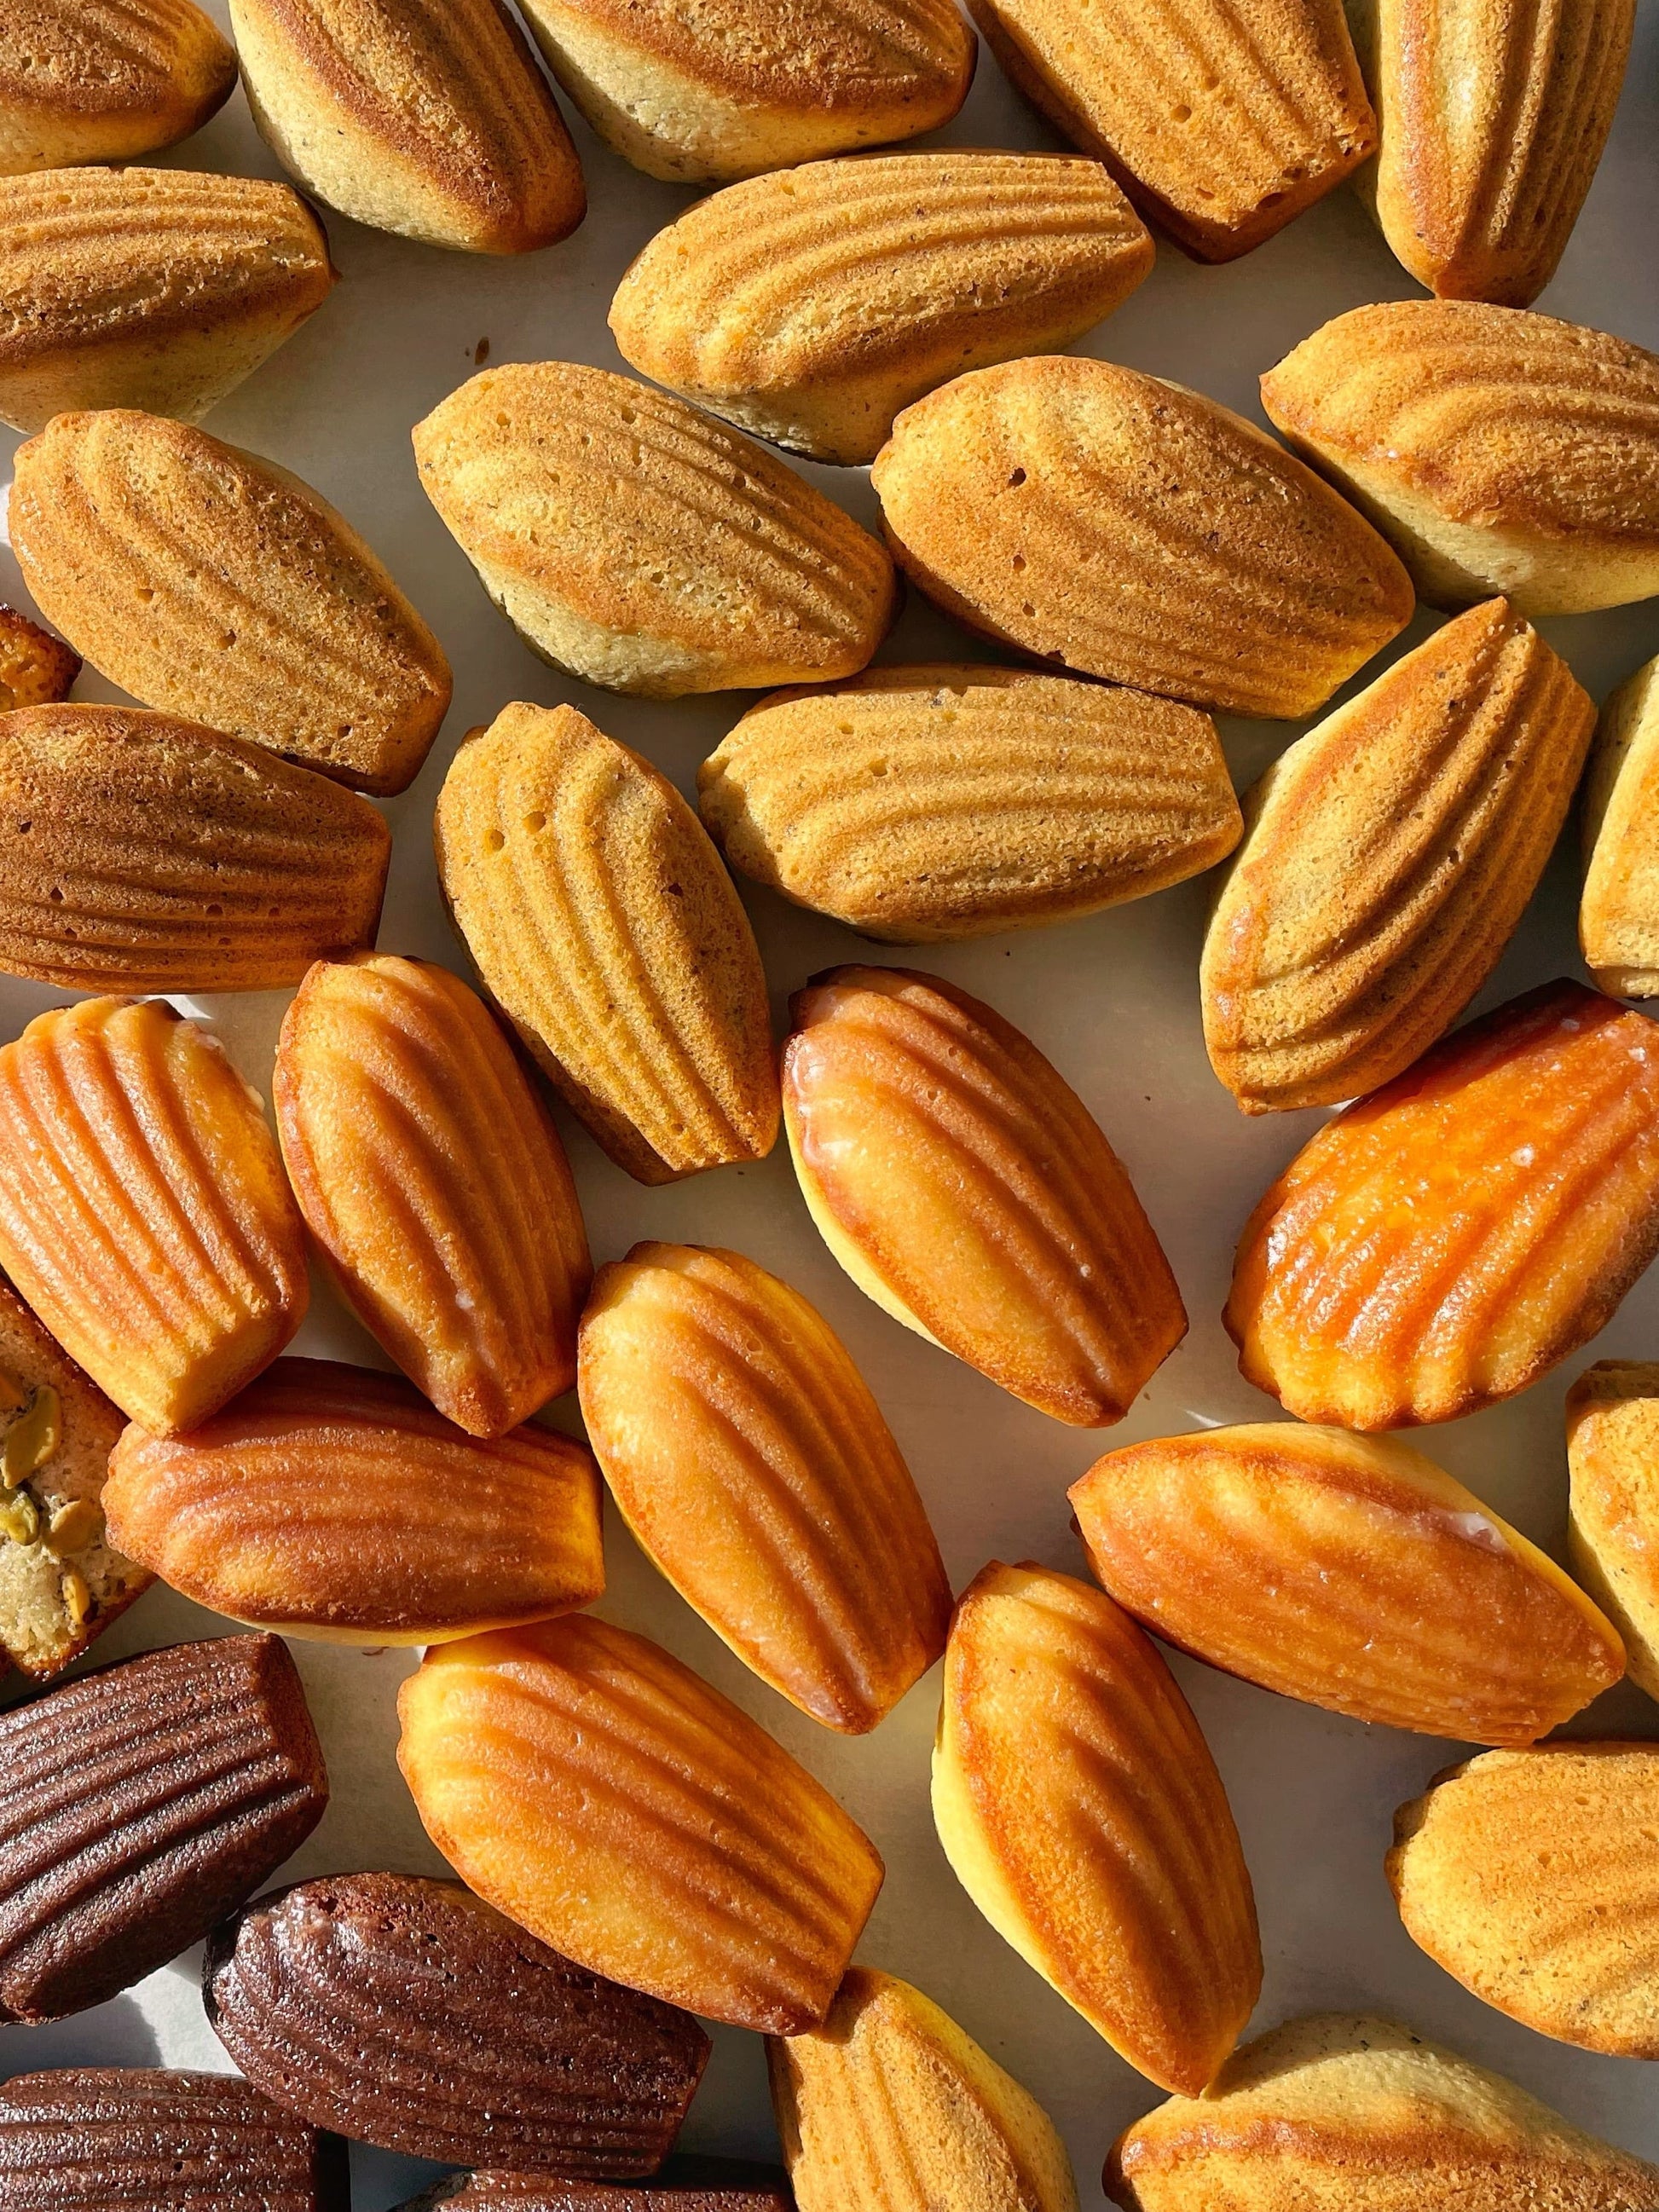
[1071,1424,1623,1742]
[102,1357,604,1643]
[782,967,1184,1426]
[396,1615,884,2033]
[933,1562,1261,2096]
[1567,1360,1659,1699]
[577,1242,951,1733]
[276,954,591,1436]
[0,998,307,1435]
[1225,980,1659,1429]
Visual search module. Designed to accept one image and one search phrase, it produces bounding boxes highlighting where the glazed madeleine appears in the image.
[782,967,1184,1425]
[0,605,78,711]
[397,1614,884,2033]
[1261,300,1659,616]
[0,997,308,1435]
[701,666,1240,943]
[609,153,1153,465]
[934,1563,1261,2096]
[1567,1360,1659,1697]
[11,409,452,794]
[768,1968,1078,2212]
[435,702,777,1185]
[1202,599,1595,1113]
[871,357,1413,719]
[276,953,591,1435]
[102,1358,604,1643]
[0,0,235,174]
[1582,652,1659,996]
[577,1242,951,1733]
[1226,981,1659,1429]
[414,362,895,696]
[1071,1424,1623,1741]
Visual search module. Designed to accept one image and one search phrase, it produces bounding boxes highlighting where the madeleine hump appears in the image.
[700,665,1240,944]
[413,362,895,696]
[10,410,452,794]
[0,0,236,174]
[1201,598,1595,1113]
[1567,1360,1659,1698]
[781,966,1184,1424]
[392,2162,795,2210]
[934,1563,1261,2096]
[578,1242,951,1733]
[1226,981,1659,1429]
[1582,651,1659,996]
[397,1614,885,2033]
[609,153,1153,465]
[435,702,777,1184]
[1260,300,1659,616]
[276,953,592,1434]
[870,357,1413,719]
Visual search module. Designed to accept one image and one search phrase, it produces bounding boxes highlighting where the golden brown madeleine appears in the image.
[1567,1360,1659,1697]
[934,1563,1260,2095]
[609,153,1153,467]
[1202,600,1595,1114]
[1071,1424,1623,1742]
[871,358,1413,719]
[1104,2011,1659,2210]
[413,362,895,697]
[1226,981,1659,1429]
[768,1967,1079,2212]
[397,1614,885,2032]
[781,967,1184,1425]
[0,607,78,711]
[1260,300,1659,616]
[700,666,1240,944]
[1582,652,1659,996]
[0,0,235,174]
[577,1242,951,1733]
[103,1356,604,1643]
[435,702,777,1186]
[10,411,452,795]
[276,954,590,1435]
[0,704,390,995]
[231,0,585,254]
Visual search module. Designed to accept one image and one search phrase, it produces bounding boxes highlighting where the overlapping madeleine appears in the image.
[276,954,590,1435]
[1227,981,1659,1429]
[1201,599,1594,1113]
[1071,1424,1624,1741]
[609,153,1153,466]
[1582,652,1659,996]
[10,410,452,794]
[782,967,1184,1425]
[1104,2013,1659,2211]
[397,1614,884,2033]
[436,703,777,1184]
[0,605,78,710]
[103,1358,604,1643]
[871,358,1413,719]
[1567,1360,1659,1697]
[0,998,308,1436]
[934,1563,1261,2096]
[415,363,895,696]
[1261,301,1659,615]
[578,1243,950,1733]
[0,705,390,994]
[700,667,1240,944]
[0,0,235,174]
[396,2163,793,2210]
[769,1968,1078,2212]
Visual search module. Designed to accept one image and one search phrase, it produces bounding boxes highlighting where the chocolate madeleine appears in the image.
[204,1872,710,2172]
[397,2161,794,2209]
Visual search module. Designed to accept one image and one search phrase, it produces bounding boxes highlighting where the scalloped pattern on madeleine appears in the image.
[436,702,777,1185]
[871,358,1413,719]
[782,967,1184,1425]
[10,410,451,794]
[1227,981,1659,1429]
[413,362,895,697]
[1567,1360,1659,1699]
[0,0,236,174]
[1071,1424,1623,1742]
[0,997,308,1435]
[934,1563,1260,2096]
[609,153,1152,465]
[276,954,591,1435]
[395,2161,795,2209]
[578,1242,950,1733]
[1581,652,1659,997]
[1260,300,1659,616]
[397,1614,884,2033]
[701,666,1240,944]
[1202,598,1594,1113]
[0,605,79,708]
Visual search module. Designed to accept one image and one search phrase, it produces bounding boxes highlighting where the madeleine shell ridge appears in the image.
[1582,652,1659,997]
[1567,1359,1659,1699]
[392,2164,793,2210]
[0,0,237,174]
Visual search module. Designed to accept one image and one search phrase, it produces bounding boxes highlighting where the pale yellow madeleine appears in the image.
[1567,1360,1659,1699]
[1581,652,1659,996]
[0,0,236,174]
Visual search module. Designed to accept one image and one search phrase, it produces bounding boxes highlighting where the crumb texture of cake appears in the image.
[0,604,79,708]
[1581,652,1659,997]
[0,0,237,175]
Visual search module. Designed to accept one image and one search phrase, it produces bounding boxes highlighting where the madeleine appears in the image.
[1568,1360,1659,1699]
[0,0,235,175]
[1581,652,1659,997]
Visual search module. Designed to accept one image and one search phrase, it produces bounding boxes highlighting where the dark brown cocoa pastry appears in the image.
[204,1873,712,2171]
[397,2163,795,2210]
[0,1634,327,2024]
